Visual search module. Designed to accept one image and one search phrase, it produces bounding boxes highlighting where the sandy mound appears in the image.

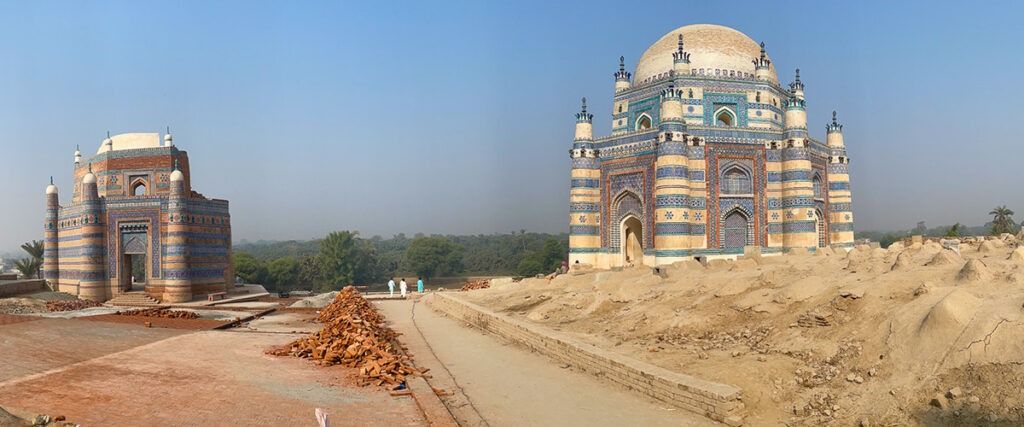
[926,249,963,266]
[289,291,340,308]
[978,240,998,253]
[956,259,995,283]
[1010,247,1024,263]
[890,251,913,271]
[457,242,1024,426]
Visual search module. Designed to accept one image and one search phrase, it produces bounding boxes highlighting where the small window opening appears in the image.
[637,116,652,131]
[716,111,733,126]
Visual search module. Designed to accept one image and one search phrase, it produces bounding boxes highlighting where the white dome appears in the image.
[633,24,778,85]
[83,172,97,185]
[97,133,160,154]
[46,184,58,195]
[170,169,184,182]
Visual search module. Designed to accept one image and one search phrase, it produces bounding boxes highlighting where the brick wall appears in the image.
[425,293,745,424]
[0,280,46,298]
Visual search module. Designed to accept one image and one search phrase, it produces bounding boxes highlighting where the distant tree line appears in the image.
[855,205,1022,248]
[232,231,569,293]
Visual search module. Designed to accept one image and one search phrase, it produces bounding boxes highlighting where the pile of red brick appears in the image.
[46,299,102,312]
[459,280,491,292]
[269,286,422,389]
[116,308,200,319]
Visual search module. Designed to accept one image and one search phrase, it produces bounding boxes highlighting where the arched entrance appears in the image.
[120,224,149,292]
[621,216,643,264]
[722,210,749,250]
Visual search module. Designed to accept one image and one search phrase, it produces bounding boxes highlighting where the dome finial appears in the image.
[50,176,54,185]
[795,68,801,82]
[678,34,684,52]
[832,111,838,125]
[88,163,92,173]
[619,56,624,72]
[173,158,179,171]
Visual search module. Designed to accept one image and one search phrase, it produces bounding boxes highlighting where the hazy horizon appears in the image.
[2,1,1022,253]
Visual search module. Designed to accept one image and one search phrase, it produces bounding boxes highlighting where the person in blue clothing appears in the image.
[417,277,424,293]
[387,278,396,297]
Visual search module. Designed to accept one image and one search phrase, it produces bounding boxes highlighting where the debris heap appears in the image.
[46,299,103,312]
[269,286,421,388]
[459,280,490,292]
[116,308,200,319]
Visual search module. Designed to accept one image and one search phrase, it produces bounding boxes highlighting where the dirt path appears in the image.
[376,298,716,427]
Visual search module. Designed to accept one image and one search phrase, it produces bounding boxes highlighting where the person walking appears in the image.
[417,277,424,293]
[387,278,396,297]
[399,278,408,298]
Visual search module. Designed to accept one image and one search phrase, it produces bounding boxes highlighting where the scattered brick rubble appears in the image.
[116,308,200,319]
[46,299,103,312]
[269,286,423,389]
[458,280,490,292]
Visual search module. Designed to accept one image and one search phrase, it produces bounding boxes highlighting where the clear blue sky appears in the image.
[2,0,1022,252]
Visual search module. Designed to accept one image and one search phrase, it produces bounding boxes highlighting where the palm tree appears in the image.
[989,205,1017,235]
[20,240,44,261]
[14,258,41,279]
[19,240,44,279]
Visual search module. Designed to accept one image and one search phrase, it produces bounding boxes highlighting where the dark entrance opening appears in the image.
[124,254,147,291]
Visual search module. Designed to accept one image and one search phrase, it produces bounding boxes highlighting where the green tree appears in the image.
[539,237,567,272]
[13,258,41,279]
[267,257,300,292]
[233,252,267,284]
[989,205,1017,235]
[944,222,962,238]
[16,240,44,279]
[516,257,544,277]
[316,231,360,290]
[404,236,464,279]
[296,255,324,291]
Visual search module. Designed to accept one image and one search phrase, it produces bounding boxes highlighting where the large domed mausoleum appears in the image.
[43,132,233,302]
[568,24,854,268]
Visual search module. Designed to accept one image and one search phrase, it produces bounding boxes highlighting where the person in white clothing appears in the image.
[400,278,408,298]
[387,278,396,297]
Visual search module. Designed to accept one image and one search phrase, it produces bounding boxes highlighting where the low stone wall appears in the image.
[0,280,46,298]
[425,292,745,425]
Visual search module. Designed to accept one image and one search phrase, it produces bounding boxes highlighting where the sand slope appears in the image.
[459,238,1024,426]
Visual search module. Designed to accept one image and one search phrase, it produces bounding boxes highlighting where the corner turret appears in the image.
[614,57,632,92]
[789,68,805,100]
[574,97,594,141]
[753,42,772,81]
[43,177,59,284]
[658,85,686,138]
[784,69,808,142]
[672,35,691,76]
[826,111,845,148]
[568,97,601,267]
